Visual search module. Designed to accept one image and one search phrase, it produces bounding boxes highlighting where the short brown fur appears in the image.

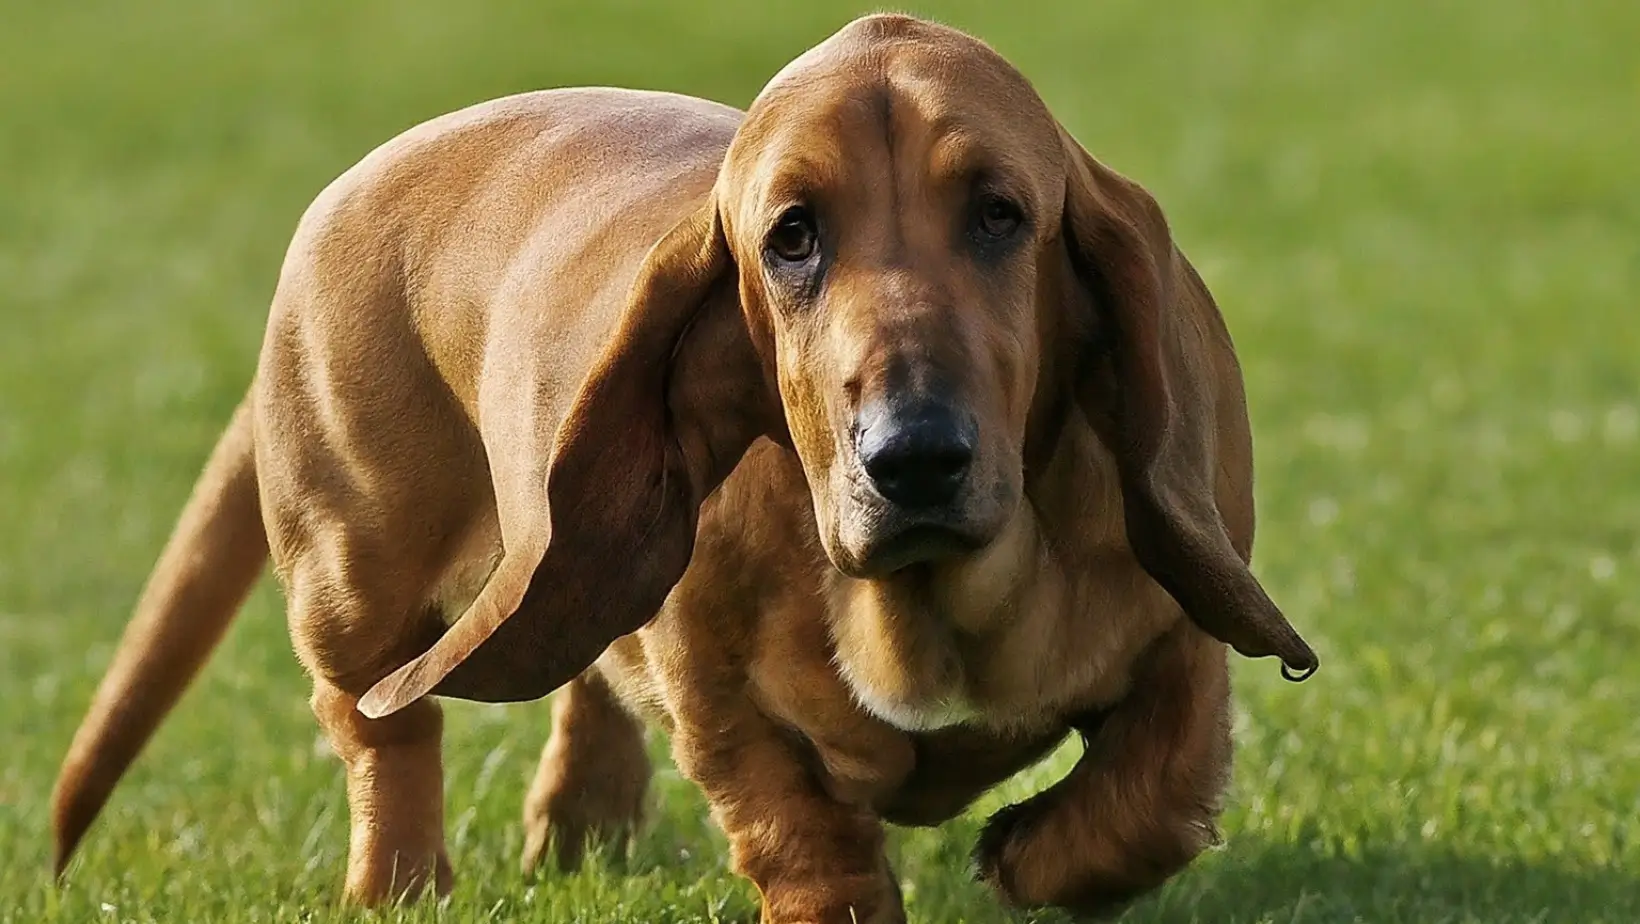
[51,15,1315,922]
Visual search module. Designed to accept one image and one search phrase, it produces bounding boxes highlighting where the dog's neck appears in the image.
[828,409,1177,734]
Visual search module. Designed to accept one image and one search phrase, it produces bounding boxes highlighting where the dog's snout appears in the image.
[856,400,976,509]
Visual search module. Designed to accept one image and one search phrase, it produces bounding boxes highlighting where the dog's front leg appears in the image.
[974,621,1231,919]
[672,708,904,924]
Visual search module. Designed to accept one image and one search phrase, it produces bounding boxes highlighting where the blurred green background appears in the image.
[2,0,1636,921]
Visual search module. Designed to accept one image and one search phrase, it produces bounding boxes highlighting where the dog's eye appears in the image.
[974,195,1023,240]
[766,206,818,264]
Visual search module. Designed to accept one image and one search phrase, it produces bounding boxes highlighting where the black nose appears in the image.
[856,400,977,509]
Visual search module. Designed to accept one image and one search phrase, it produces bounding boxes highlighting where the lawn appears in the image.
[2,0,1636,921]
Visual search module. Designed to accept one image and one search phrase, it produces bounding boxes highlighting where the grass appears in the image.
[2,0,1637,920]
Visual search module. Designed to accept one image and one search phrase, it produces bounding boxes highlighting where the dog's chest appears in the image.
[823,455,1179,736]
[825,568,1131,737]
[742,538,1168,815]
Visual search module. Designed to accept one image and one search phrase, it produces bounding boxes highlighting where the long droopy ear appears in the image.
[360,203,773,717]
[1058,128,1317,682]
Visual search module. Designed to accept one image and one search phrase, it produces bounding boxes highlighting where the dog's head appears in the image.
[362,14,1315,717]
[713,20,1054,578]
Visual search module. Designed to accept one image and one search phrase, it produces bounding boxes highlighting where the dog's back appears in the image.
[268,87,743,423]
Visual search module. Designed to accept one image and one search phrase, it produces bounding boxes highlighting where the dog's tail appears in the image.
[50,395,268,876]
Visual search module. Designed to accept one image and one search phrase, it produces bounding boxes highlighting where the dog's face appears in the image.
[716,22,1068,577]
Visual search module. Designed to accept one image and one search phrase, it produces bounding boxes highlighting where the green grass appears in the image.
[3,0,1637,920]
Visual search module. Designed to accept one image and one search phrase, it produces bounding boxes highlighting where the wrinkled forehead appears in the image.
[721,21,1066,224]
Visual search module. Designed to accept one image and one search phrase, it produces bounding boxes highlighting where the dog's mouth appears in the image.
[838,513,995,578]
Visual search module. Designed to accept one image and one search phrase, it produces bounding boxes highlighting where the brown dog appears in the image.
[51,14,1317,922]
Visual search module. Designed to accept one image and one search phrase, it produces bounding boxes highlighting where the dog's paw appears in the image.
[343,847,453,906]
[760,886,905,924]
[520,787,644,874]
[972,797,1051,905]
[972,799,1142,921]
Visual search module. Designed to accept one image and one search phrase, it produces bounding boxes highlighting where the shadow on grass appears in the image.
[891,822,1639,923]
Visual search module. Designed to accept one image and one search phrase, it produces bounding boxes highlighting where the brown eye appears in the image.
[766,206,818,264]
[975,195,1023,240]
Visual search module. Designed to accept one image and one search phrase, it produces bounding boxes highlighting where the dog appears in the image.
[51,14,1317,922]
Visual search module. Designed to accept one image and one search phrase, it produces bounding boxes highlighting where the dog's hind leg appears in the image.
[289,566,454,905]
[520,668,651,874]
[311,680,451,903]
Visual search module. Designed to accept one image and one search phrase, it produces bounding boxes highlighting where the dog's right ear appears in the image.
[360,202,775,717]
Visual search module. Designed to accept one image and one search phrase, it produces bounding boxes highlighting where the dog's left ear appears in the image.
[1057,127,1317,681]
[360,202,775,715]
